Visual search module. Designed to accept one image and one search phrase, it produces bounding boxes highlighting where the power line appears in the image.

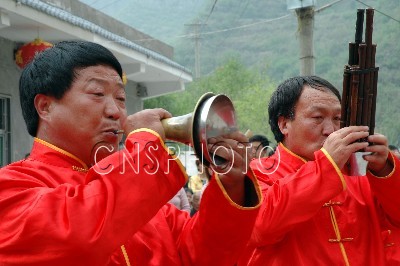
[204,0,218,25]
[200,0,245,55]
[199,0,218,34]
[211,0,250,54]
[97,1,389,44]
[355,0,400,23]
[127,13,292,43]
[197,14,291,36]
[239,0,251,19]
[315,0,345,13]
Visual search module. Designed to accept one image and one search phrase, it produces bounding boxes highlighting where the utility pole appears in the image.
[185,22,205,79]
[287,0,316,75]
[296,6,315,75]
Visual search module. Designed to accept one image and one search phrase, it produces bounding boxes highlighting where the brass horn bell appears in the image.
[161,92,237,167]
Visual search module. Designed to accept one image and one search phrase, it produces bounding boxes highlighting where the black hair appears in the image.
[249,134,270,148]
[389,144,399,151]
[19,40,123,137]
[184,187,194,195]
[268,76,341,143]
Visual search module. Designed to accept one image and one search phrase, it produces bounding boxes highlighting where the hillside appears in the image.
[79,0,207,44]
[80,0,400,145]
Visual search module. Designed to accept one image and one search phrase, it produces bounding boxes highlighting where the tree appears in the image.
[144,56,277,144]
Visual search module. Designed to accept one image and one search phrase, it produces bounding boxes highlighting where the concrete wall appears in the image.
[0,37,33,162]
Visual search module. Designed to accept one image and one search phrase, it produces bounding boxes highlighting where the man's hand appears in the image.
[323,126,370,170]
[364,133,391,176]
[123,108,172,140]
[207,131,251,206]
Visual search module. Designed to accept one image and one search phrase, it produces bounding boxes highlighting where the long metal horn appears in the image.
[161,92,237,167]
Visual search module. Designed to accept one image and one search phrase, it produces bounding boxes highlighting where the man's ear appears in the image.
[34,94,53,120]
[278,116,289,136]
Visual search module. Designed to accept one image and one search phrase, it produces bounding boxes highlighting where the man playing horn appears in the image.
[0,41,262,265]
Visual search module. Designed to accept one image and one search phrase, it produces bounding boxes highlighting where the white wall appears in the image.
[0,37,33,162]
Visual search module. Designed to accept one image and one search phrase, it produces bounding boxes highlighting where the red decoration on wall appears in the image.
[15,38,53,69]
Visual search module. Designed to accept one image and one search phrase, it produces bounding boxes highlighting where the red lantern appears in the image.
[15,38,53,69]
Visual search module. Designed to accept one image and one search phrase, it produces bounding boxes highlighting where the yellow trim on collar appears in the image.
[126,128,189,183]
[127,128,161,139]
[34,138,88,169]
[213,169,262,210]
[321,147,346,190]
[279,143,307,163]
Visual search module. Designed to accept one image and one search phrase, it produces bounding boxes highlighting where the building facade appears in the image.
[0,0,192,166]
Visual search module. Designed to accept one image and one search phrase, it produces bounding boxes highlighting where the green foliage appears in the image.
[144,57,276,143]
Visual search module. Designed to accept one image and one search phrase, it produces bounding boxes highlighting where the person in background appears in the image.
[239,76,400,265]
[249,134,273,159]
[168,187,191,213]
[199,163,213,195]
[0,41,262,265]
[184,187,194,209]
[187,159,208,192]
[389,144,400,159]
[190,190,202,217]
[185,187,193,202]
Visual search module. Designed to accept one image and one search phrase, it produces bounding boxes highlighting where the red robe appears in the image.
[239,143,400,266]
[0,129,261,265]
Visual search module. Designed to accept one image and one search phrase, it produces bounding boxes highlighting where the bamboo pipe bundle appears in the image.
[340,8,379,137]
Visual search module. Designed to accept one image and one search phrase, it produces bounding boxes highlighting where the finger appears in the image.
[363,153,385,163]
[207,140,248,165]
[364,154,388,173]
[349,141,370,151]
[336,125,369,136]
[364,143,386,153]
[207,141,236,161]
[207,137,240,149]
[221,131,249,143]
[341,130,370,145]
[364,148,389,164]
[367,133,388,146]
[153,108,172,120]
[208,138,250,160]
[211,150,247,176]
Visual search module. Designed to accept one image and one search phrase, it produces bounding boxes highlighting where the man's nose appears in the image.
[322,120,336,136]
[104,97,121,120]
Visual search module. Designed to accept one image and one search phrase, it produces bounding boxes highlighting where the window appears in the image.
[0,96,11,167]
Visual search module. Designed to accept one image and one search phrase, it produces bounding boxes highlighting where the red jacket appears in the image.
[0,130,261,265]
[239,143,400,266]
